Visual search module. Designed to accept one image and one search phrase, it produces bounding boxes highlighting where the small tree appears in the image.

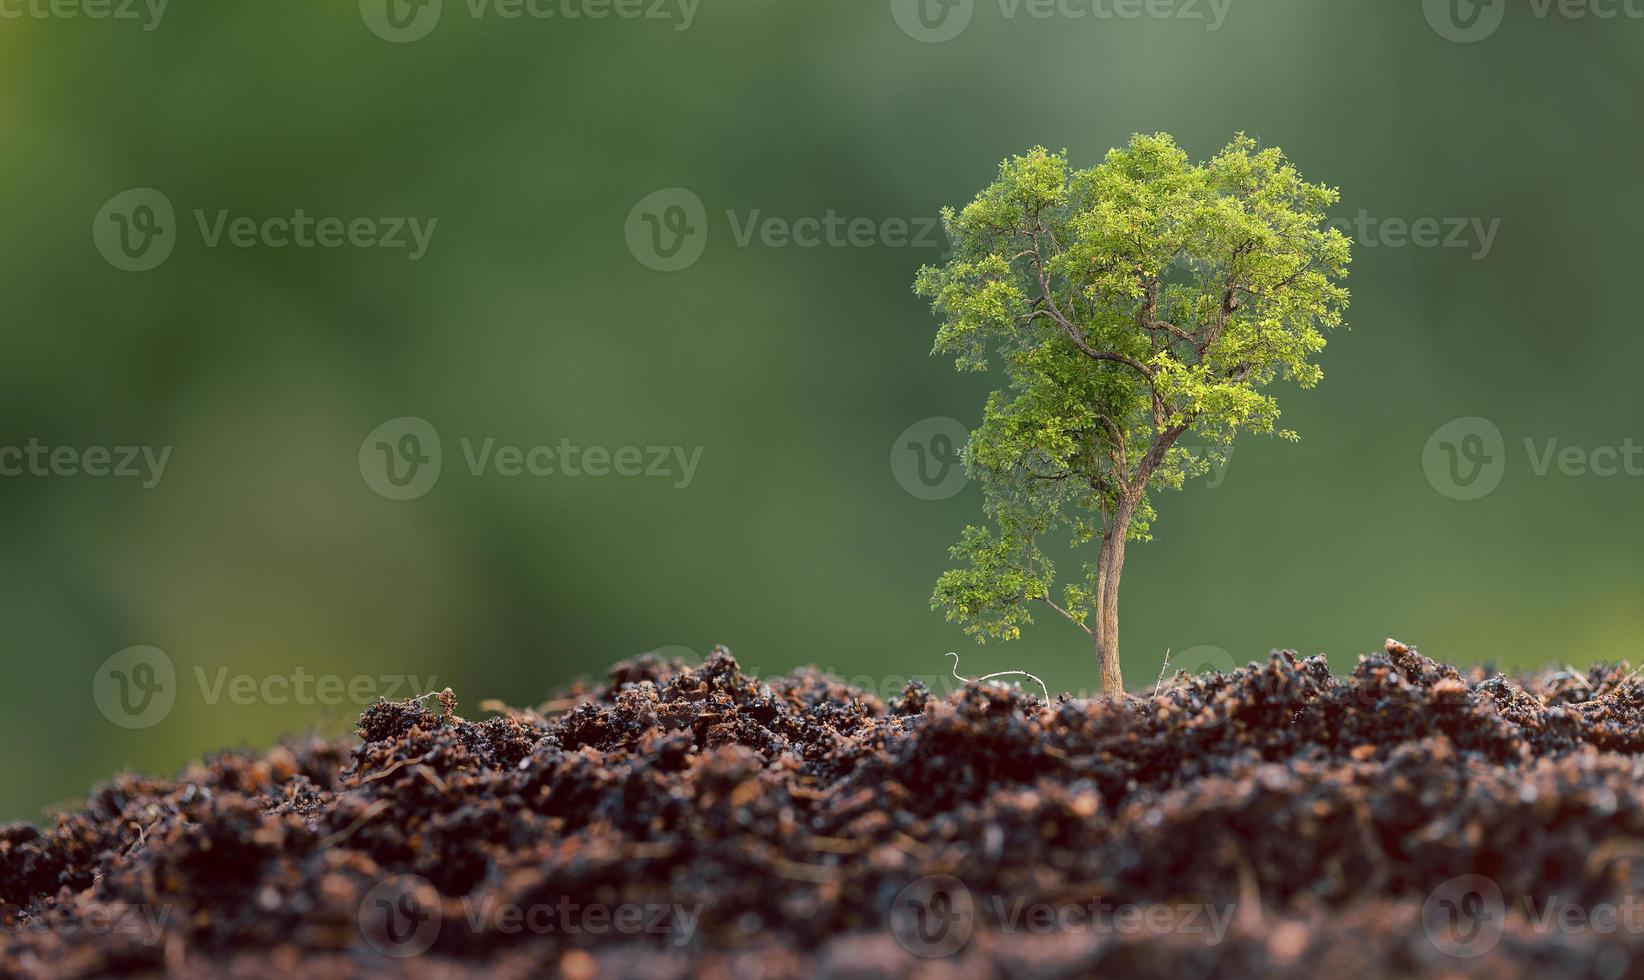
[917,133,1351,695]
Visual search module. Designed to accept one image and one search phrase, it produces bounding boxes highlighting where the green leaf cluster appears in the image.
[919,133,1351,645]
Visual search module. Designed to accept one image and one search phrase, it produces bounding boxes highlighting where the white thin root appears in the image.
[408,687,459,718]
[948,652,1050,702]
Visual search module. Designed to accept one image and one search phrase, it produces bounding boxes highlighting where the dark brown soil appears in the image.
[9,640,1644,978]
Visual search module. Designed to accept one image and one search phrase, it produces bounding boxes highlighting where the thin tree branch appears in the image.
[1037,594,1094,637]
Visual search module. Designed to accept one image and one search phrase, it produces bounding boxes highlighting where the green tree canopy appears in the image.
[917,133,1352,694]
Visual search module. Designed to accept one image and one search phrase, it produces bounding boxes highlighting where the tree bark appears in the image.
[1094,536,1115,693]
[1093,423,1190,695]
[1094,496,1137,697]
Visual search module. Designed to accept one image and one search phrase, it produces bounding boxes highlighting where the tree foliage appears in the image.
[916,133,1351,690]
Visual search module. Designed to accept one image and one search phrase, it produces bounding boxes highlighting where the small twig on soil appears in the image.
[947,652,1049,702]
[409,687,460,720]
[1153,649,1173,698]
[1583,839,1644,881]
[890,831,933,860]
[320,799,392,848]
[1230,847,1264,934]
[415,765,448,793]
[808,837,863,855]
[359,751,437,785]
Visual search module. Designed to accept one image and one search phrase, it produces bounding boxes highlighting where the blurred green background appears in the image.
[4,0,1642,820]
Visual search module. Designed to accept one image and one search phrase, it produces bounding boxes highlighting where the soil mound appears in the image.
[8,640,1644,978]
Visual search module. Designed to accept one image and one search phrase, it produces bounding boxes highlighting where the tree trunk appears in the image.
[1094,497,1136,697]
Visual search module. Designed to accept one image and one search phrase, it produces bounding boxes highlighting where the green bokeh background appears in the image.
[4,0,1642,820]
